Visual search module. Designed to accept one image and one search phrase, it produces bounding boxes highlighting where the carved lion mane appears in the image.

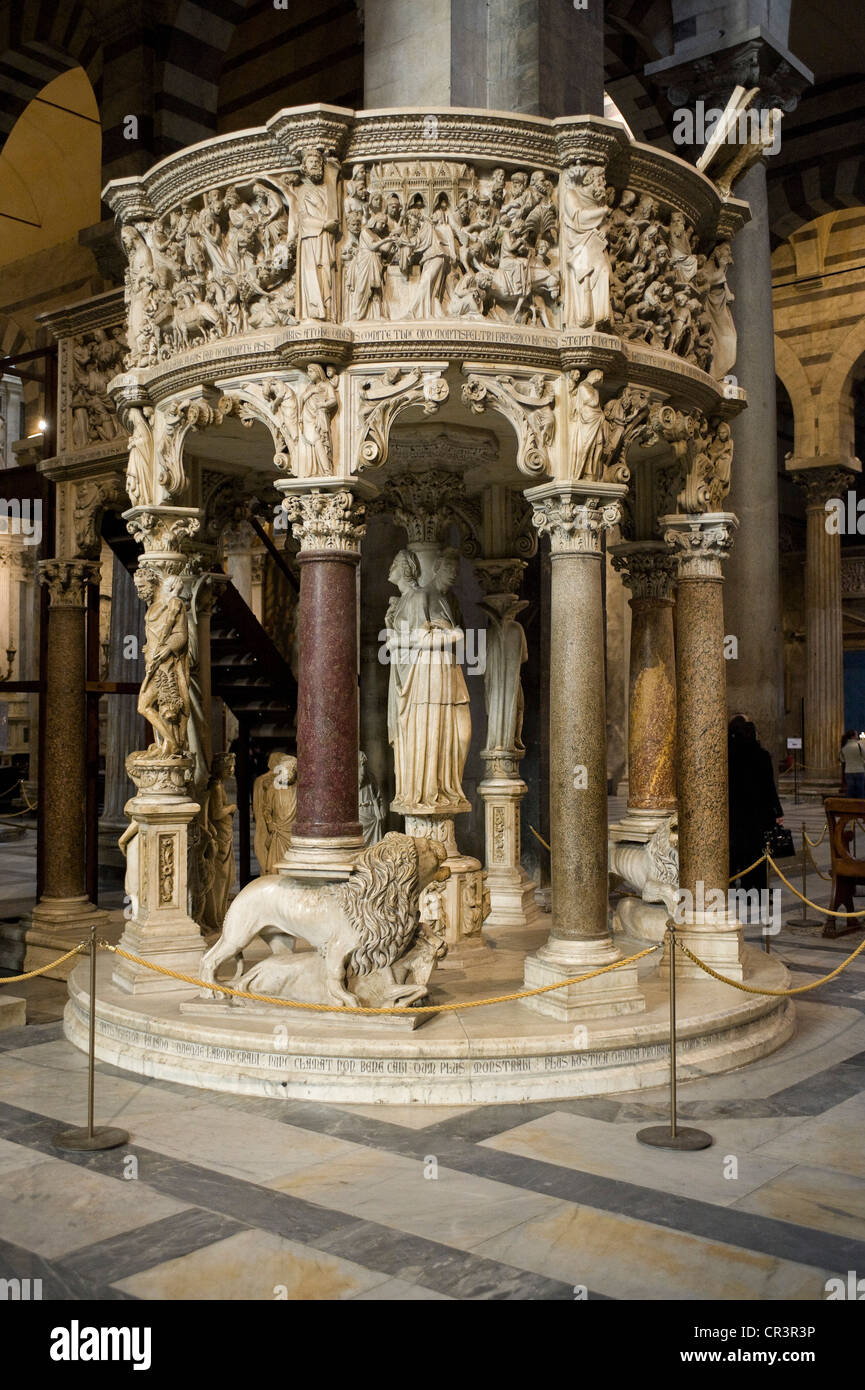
[336,832,427,976]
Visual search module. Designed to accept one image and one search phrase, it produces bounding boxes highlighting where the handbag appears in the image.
[764,824,795,859]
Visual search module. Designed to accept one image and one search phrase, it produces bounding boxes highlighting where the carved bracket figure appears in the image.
[462,371,556,477]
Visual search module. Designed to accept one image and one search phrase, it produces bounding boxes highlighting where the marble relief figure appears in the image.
[134,568,191,758]
[386,547,471,815]
[291,145,341,321]
[358,751,387,846]
[702,241,737,379]
[296,364,338,476]
[562,160,612,329]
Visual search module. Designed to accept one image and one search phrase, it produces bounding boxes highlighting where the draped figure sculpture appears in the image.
[386,547,471,815]
[134,567,190,757]
[562,161,611,330]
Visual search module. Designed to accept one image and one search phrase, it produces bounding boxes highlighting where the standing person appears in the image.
[728,715,784,894]
[840,730,865,798]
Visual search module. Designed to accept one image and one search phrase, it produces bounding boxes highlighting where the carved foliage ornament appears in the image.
[283,488,366,553]
[649,404,733,513]
[38,558,100,608]
[357,367,448,468]
[530,491,623,554]
[462,373,555,477]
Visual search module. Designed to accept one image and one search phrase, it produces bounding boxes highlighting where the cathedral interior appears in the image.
[1,0,865,1325]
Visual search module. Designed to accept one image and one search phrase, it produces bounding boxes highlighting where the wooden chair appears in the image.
[823,798,865,937]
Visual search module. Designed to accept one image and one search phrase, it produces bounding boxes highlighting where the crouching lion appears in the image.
[198,832,449,1007]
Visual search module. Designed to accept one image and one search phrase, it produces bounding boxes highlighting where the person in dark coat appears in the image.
[728,715,784,894]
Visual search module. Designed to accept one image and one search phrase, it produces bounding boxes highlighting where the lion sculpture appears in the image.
[199,832,449,1008]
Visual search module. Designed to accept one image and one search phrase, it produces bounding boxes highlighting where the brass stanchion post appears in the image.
[55,926,128,1152]
[787,822,824,929]
[637,922,713,1151]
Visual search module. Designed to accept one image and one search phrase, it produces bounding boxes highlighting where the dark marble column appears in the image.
[30,559,106,942]
[281,489,366,874]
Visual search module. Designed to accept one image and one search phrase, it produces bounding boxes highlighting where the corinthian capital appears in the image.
[662,513,738,580]
[38,558,100,608]
[526,481,626,556]
[283,488,366,554]
[610,541,677,600]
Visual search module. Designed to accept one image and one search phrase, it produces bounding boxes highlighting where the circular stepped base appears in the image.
[64,934,794,1105]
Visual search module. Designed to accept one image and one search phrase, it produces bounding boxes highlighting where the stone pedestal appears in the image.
[478,774,537,927]
[112,754,203,995]
[278,487,366,879]
[27,560,106,963]
[520,482,645,1020]
[405,812,487,951]
[663,514,743,980]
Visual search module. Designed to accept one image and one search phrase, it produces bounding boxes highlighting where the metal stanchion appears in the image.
[54,926,129,1152]
[763,851,771,954]
[637,921,713,1151]
[786,822,825,929]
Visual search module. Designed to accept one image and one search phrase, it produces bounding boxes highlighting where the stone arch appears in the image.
[817,319,865,461]
[774,333,816,457]
[0,0,101,151]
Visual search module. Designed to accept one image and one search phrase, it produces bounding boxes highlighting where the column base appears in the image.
[484,868,544,929]
[277,834,365,882]
[662,912,744,982]
[521,936,646,1021]
[22,897,109,979]
[112,916,204,995]
[609,806,677,841]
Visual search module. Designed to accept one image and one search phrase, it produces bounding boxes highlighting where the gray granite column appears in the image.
[363,0,604,115]
[521,481,644,1020]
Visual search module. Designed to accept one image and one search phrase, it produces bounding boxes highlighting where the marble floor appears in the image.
[2,797,865,1300]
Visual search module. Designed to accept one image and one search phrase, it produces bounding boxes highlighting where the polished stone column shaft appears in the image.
[610,542,677,817]
[663,514,743,978]
[282,489,365,869]
[521,482,644,1019]
[31,559,105,939]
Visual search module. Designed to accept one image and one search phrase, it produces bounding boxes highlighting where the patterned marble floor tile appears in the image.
[752,1091,865,1179]
[111,1228,394,1300]
[334,1102,478,1130]
[732,1163,865,1242]
[268,1145,562,1247]
[479,1110,799,1205]
[470,1201,835,1300]
[350,1277,452,1299]
[0,1151,190,1259]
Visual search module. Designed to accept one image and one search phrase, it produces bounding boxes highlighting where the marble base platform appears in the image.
[64,925,795,1105]
[0,994,26,1030]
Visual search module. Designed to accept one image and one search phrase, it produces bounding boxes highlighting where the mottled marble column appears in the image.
[792,465,856,786]
[610,542,678,825]
[663,514,743,979]
[521,482,644,1020]
[30,559,106,940]
[280,488,365,876]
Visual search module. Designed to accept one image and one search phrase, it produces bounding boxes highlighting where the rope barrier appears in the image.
[805,825,828,849]
[766,854,865,918]
[105,942,661,1014]
[0,943,87,981]
[804,839,832,881]
[672,928,865,997]
[0,936,660,1013]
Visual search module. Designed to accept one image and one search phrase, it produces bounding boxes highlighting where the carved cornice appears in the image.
[38,558,100,608]
[661,513,738,580]
[526,481,626,555]
[283,488,366,554]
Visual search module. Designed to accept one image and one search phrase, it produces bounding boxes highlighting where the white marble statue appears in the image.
[358,750,386,845]
[479,593,528,756]
[135,568,190,757]
[202,752,237,931]
[386,547,472,814]
[252,751,297,872]
[199,832,449,1007]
